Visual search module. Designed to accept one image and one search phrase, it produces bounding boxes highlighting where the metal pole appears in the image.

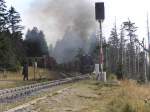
[99,20,103,77]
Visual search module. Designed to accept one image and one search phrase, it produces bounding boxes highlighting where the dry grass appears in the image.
[107,80,150,112]
[62,80,150,112]
[0,67,51,81]
[0,67,59,89]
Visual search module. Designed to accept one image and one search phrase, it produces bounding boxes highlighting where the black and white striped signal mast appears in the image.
[95,2,105,81]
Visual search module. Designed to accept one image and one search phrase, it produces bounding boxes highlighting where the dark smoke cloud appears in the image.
[28,0,96,42]
[28,0,96,63]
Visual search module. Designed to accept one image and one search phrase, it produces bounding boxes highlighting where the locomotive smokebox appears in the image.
[95,2,105,20]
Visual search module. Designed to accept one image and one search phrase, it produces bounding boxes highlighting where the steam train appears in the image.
[79,55,94,74]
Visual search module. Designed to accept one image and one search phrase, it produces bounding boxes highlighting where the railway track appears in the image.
[0,75,89,103]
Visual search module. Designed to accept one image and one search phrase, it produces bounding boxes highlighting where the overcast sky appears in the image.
[5,0,150,45]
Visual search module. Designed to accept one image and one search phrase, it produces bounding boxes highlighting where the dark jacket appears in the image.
[22,64,28,76]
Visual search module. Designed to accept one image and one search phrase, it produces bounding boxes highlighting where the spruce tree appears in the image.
[123,20,138,78]
[7,6,25,68]
[25,27,48,57]
[39,30,48,55]
[108,24,119,74]
[0,0,7,32]
[8,6,23,34]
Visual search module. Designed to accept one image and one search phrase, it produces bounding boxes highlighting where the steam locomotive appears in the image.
[79,55,94,74]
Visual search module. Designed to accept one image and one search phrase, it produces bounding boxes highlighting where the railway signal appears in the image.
[95,2,106,81]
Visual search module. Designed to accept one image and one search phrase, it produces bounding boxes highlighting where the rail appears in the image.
[0,75,89,103]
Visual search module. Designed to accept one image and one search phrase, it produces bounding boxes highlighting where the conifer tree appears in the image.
[8,6,23,34]
[123,20,138,77]
[0,0,7,32]
[108,24,119,73]
[25,27,48,57]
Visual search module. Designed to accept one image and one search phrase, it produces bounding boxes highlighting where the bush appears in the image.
[8,61,21,72]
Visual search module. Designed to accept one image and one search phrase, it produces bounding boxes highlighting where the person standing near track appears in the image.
[22,62,29,81]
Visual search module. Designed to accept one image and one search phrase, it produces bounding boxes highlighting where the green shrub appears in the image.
[7,61,21,72]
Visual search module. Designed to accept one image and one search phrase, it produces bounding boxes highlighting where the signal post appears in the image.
[95,2,106,82]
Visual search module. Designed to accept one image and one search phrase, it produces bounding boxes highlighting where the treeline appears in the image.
[91,20,149,82]
[0,0,48,71]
